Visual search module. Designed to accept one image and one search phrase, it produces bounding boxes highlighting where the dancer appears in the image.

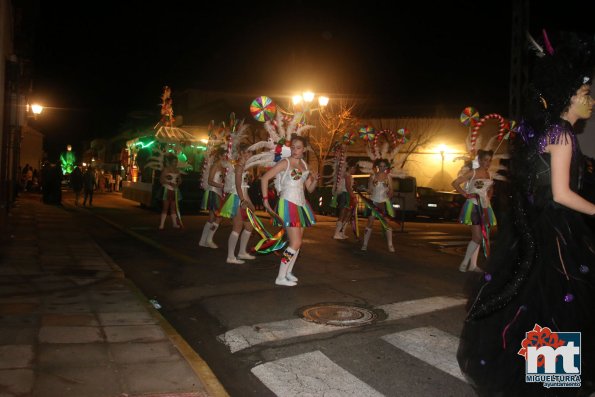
[158,154,183,230]
[199,148,224,248]
[260,134,318,286]
[333,159,358,239]
[221,146,257,263]
[457,31,595,394]
[451,149,496,272]
[361,158,395,252]
[218,119,256,264]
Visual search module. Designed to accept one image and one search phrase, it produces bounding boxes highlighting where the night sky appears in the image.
[29,1,594,160]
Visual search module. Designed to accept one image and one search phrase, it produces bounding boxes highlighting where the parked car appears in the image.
[417,188,465,220]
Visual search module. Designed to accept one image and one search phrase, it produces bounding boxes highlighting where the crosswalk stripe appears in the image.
[377,296,465,321]
[217,296,465,353]
[381,327,467,382]
[251,350,385,397]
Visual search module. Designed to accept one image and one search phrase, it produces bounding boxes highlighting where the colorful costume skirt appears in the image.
[220,193,247,220]
[201,190,222,211]
[363,200,395,218]
[274,198,316,228]
[459,200,497,226]
[162,187,181,201]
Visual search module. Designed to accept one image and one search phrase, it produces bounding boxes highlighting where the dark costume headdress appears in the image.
[525,31,595,134]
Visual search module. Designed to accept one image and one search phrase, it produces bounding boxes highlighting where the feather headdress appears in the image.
[357,129,408,178]
[244,111,314,170]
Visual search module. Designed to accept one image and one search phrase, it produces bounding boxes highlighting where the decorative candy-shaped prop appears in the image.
[358,125,376,142]
[396,128,411,144]
[460,107,480,127]
[470,113,509,153]
[250,96,277,122]
[342,131,357,145]
[334,142,348,191]
[372,129,399,158]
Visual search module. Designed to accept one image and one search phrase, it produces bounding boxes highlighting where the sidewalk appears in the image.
[0,194,228,397]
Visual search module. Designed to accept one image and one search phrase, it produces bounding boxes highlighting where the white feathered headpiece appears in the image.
[357,129,408,178]
[244,111,314,170]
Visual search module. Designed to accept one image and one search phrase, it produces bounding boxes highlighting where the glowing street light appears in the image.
[30,104,44,115]
[291,91,329,115]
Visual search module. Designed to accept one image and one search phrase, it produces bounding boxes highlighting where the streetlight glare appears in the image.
[437,144,448,153]
[31,104,44,115]
[292,95,303,105]
[302,91,315,103]
[318,96,329,107]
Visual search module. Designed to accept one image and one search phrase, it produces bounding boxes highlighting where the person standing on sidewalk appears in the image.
[82,166,96,207]
[451,149,496,272]
[260,134,318,286]
[70,165,84,206]
[199,148,225,248]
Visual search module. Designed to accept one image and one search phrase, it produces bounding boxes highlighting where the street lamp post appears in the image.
[440,150,445,190]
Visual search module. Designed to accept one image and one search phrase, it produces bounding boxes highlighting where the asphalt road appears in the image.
[63,190,481,397]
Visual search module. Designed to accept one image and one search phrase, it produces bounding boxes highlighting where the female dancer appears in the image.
[260,135,318,286]
[457,31,595,394]
[158,154,182,230]
[199,148,224,248]
[451,149,496,272]
[220,145,256,264]
[333,159,358,239]
[361,158,394,252]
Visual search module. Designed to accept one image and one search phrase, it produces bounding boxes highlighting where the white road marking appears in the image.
[251,350,385,397]
[381,327,467,382]
[378,296,465,321]
[218,296,465,353]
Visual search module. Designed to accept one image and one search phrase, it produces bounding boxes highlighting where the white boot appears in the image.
[199,222,212,246]
[171,214,180,228]
[286,249,300,282]
[159,213,167,230]
[467,243,482,272]
[276,247,297,286]
[226,231,244,264]
[339,221,349,239]
[206,223,219,249]
[238,230,256,260]
[361,228,373,251]
[333,221,344,239]
[459,241,479,272]
[386,229,395,252]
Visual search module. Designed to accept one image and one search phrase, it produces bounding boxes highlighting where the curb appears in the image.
[124,279,230,397]
[65,202,229,397]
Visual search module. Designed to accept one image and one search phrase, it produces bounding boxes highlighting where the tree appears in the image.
[308,97,360,181]
[366,118,443,169]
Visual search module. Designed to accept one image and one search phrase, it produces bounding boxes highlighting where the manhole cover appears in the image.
[298,303,378,326]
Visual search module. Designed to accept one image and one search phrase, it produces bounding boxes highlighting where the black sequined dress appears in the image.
[457,121,595,396]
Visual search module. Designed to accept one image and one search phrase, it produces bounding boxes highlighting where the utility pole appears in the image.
[509,0,530,120]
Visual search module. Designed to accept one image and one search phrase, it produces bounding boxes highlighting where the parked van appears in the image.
[352,174,418,219]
